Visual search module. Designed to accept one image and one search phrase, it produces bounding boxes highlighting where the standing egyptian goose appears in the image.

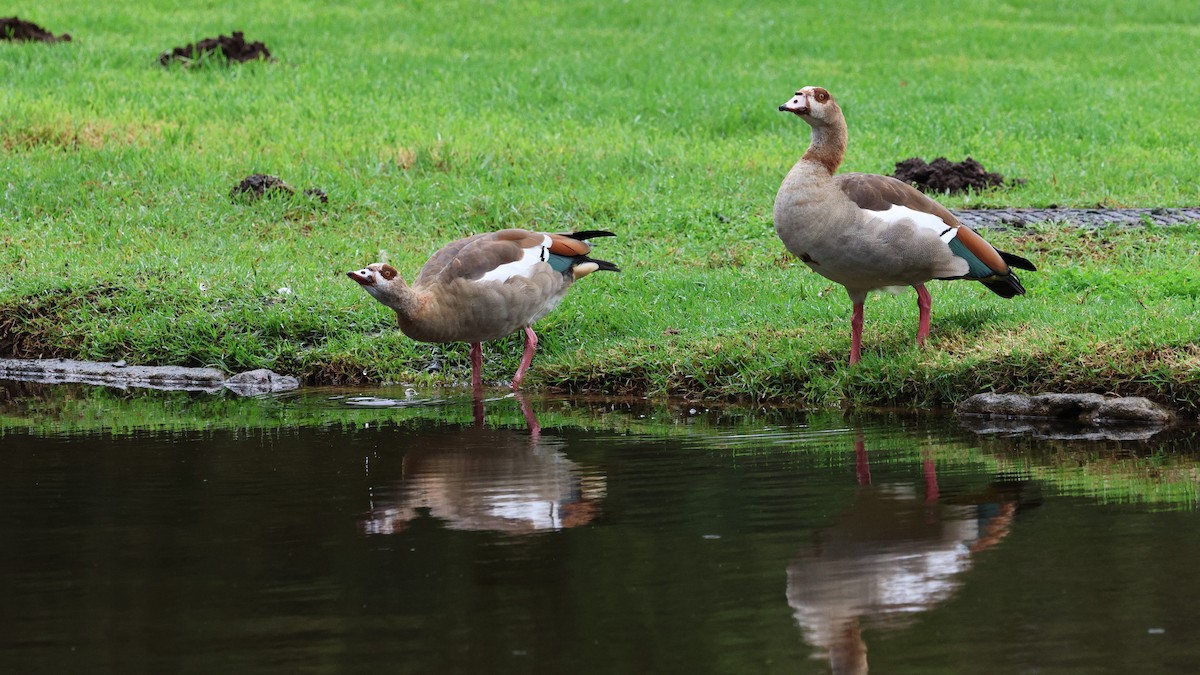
[773,86,1036,364]
[347,228,618,394]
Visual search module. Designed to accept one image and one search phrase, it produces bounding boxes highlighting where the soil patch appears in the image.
[159,31,271,66]
[892,156,1024,195]
[230,174,328,203]
[1,16,71,42]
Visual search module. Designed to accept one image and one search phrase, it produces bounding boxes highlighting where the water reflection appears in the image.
[4,381,1200,673]
[360,396,604,535]
[787,437,1028,674]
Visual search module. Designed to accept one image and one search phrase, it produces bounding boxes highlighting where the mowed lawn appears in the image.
[2,0,1198,407]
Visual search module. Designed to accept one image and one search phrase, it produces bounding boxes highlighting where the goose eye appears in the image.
[380,265,399,280]
[815,91,828,102]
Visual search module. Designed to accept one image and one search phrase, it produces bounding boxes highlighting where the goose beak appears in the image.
[779,96,809,115]
[346,269,374,285]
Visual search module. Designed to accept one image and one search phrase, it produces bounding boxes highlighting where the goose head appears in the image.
[778,86,841,128]
[347,262,407,305]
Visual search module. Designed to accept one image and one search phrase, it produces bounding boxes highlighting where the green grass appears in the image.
[2,0,1199,408]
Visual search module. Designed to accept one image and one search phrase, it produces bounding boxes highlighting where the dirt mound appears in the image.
[892,156,1024,195]
[230,174,328,203]
[159,31,271,66]
[1,17,71,42]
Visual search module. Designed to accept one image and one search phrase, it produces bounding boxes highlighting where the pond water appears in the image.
[3,381,1200,674]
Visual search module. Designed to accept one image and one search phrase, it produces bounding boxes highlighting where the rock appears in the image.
[1032,393,1109,419]
[1090,396,1174,425]
[0,358,300,396]
[0,358,226,392]
[957,392,1174,425]
[956,415,1165,442]
[223,368,300,395]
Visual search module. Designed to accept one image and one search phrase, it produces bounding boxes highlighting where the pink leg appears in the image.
[849,302,864,365]
[915,284,932,347]
[469,342,483,398]
[511,326,538,390]
[472,396,485,428]
[923,457,939,505]
[854,437,871,486]
[515,392,541,441]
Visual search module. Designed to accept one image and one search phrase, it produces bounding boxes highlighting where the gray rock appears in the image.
[1032,393,1109,419]
[1090,396,1174,425]
[957,392,1174,425]
[0,358,226,392]
[0,358,300,396]
[957,415,1165,442]
[956,392,1029,417]
[223,368,301,395]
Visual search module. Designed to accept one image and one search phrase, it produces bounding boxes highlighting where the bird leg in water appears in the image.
[515,391,541,441]
[854,436,871,486]
[472,396,485,428]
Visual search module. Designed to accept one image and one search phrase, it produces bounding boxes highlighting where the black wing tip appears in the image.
[588,257,620,273]
[567,230,617,241]
[980,273,1026,299]
[999,249,1037,272]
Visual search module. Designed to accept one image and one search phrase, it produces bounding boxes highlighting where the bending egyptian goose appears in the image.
[773,86,1036,364]
[347,228,618,394]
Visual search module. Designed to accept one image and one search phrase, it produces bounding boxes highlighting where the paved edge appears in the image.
[952,207,1200,229]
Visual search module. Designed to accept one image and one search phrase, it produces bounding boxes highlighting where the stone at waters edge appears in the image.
[0,358,300,396]
[957,392,1175,425]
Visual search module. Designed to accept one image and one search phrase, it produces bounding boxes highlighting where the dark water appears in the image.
[2,382,1199,674]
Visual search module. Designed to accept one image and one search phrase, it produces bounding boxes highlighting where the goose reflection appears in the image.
[787,436,1025,674]
[361,399,604,535]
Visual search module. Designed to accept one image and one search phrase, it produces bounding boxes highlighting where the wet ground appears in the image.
[3,381,1199,674]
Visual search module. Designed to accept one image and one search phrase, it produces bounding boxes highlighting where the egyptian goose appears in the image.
[787,437,1019,673]
[360,424,603,534]
[347,228,618,394]
[773,86,1036,364]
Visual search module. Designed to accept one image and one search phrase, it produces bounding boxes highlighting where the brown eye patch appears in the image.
[380,265,399,280]
[813,88,829,103]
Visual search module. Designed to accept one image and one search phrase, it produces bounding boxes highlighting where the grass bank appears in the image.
[2,0,1198,409]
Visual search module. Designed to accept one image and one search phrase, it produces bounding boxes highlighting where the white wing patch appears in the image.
[865,204,959,244]
[476,234,552,283]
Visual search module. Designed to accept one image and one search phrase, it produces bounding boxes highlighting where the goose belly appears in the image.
[777,214,968,292]
[403,271,571,344]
